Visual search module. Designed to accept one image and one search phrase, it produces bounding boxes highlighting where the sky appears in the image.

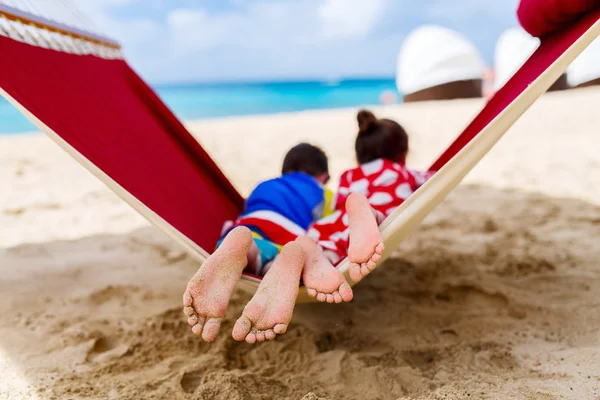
[71,0,521,84]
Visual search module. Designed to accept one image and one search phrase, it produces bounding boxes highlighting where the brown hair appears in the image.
[282,142,329,178]
[355,109,409,164]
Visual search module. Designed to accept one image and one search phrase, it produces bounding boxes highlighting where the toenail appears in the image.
[183,306,195,316]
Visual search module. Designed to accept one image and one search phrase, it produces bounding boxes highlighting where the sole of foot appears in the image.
[231,242,305,343]
[183,226,252,342]
[296,236,353,303]
[346,193,385,283]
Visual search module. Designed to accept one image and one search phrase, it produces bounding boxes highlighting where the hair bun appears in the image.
[357,109,377,134]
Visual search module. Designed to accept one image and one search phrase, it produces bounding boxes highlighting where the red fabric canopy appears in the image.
[430,0,600,172]
[0,36,244,252]
[518,0,599,38]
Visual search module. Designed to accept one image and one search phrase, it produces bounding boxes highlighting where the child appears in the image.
[307,109,434,282]
[217,143,334,277]
[183,143,381,344]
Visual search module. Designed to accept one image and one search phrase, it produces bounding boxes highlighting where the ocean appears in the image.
[0,78,398,134]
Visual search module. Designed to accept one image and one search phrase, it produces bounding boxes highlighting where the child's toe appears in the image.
[274,324,288,334]
[265,330,276,340]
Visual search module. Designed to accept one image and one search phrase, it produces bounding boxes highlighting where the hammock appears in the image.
[1,0,599,303]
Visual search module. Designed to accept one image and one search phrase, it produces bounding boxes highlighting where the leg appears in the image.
[347,193,385,283]
[232,242,305,343]
[183,226,253,342]
[295,236,353,304]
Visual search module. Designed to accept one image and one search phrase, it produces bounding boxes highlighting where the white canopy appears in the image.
[494,28,539,91]
[396,25,485,95]
[567,36,600,87]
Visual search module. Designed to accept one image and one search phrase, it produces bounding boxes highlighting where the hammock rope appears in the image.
[0,0,122,58]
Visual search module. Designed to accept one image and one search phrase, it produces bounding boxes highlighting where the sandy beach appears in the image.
[2,87,600,399]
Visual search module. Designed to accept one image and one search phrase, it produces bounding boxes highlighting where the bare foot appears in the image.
[346,193,385,283]
[232,242,305,343]
[295,236,353,303]
[183,226,252,342]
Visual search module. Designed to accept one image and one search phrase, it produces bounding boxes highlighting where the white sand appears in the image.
[2,87,600,399]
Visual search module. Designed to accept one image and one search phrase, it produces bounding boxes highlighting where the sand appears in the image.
[2,87,600,399]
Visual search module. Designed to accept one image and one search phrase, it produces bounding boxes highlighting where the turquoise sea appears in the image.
[0,78,398,134]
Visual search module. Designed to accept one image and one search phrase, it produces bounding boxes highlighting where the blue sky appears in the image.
[73,0,520,84]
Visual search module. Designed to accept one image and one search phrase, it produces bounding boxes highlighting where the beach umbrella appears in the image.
[567,36,600,87]
[396,25,485,102]
[494,27,568,93]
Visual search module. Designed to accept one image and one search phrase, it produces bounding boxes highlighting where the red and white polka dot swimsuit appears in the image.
[307,158,434,264]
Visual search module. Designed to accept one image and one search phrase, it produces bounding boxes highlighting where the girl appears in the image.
[307,109,434,282]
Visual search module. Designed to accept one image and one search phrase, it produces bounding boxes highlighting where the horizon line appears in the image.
[150,74,397,88]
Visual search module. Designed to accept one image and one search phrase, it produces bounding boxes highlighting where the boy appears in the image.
[183,144,383,343]
[218,143,334,277]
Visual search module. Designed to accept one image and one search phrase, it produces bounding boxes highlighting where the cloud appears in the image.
[62,0,520,83]
[72,0,161,44]
[318,0,389,40]
[424,0,519,25]
[165,2,320,55]
[166,9,240,53]
[72,0,142,24]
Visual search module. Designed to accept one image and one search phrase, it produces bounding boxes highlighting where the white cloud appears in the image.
[165,2,324,55]
[71,0,159,42]
[166,9,241,53]
[59,0,517,83]
[72,0,141,23]
[25,0,399,82]
[318,0,388,40]
[424,0,519,24]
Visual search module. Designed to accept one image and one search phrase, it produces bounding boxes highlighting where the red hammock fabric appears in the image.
[430,1,600,172]
[518,0,599,38]
[0,35,244,251]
